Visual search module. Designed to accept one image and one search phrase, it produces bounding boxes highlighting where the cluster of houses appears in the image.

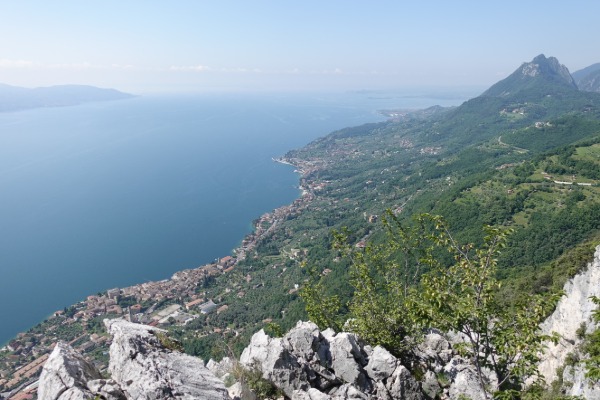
[236,191,314,261]
[2,155,327,398]
[0,257,238,399]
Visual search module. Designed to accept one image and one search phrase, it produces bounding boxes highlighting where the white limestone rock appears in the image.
[415,331,452,366]
[421,371,441,400]
[53,387,96,400]
[328,383,369,399]
[227,381,257,400]
[385,365,423,400]
[364,346,397,381]
[207,357,235,379]
[284,321,320,362]
[443,357,490,400]
[563,364,600,400]
[105,318,228,400]
[87,379,127,400]
[239,321,427,399]
[240,328,308,397]
[328,332,367,387]
[38,341,101,400]
[538,245,600,384]
[292,387,332,400]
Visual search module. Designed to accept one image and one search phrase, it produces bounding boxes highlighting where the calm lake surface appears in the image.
[0,90,477,344]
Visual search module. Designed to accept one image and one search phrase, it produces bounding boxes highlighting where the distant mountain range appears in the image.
[572,63,600,93]
[0,84,134,112]
[572,62,600,81]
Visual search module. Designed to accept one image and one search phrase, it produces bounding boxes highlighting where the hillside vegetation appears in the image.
[162,56,600,368]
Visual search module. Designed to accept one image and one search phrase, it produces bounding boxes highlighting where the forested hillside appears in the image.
[164,56,600,364]
[4,55,600,397]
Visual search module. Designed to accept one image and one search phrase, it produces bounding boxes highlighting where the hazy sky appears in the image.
[1,1,598,93]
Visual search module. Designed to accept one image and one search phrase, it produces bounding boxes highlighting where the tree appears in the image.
[417,214,561,398]
[302,212,440,355]
[302,212,562,399]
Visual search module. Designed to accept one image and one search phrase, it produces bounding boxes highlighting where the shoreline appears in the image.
[0,157,308,348]
[0,154,320,395]
[235,157,315,260]
[3,157,310,339]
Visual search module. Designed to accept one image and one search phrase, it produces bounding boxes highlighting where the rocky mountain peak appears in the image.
[525,54,574,83]
[482,54,577,97]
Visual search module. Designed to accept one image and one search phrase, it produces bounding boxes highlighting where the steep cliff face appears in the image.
[538,245,600,399]
[38,320,228,400]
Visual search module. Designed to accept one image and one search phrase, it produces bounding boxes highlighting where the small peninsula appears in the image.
[0,84,134,112]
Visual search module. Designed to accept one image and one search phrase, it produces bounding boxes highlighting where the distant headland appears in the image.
[0,83,135,112]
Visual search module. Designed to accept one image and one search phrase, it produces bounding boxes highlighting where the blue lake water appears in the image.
[0,90,477,345]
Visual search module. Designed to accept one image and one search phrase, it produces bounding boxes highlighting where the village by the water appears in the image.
[0,157,325,399]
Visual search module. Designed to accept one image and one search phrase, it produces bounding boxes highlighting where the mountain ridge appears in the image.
[572,62,600,83]
[0,83,135,112]
[482,54,577,98]
[576,69,600,93]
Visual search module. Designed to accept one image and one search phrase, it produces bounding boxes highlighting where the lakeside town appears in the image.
[0,156,323,400]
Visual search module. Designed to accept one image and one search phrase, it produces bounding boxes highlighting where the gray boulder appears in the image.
[415,331,452,369]
[227,381,258,400]
[207,357,235,380]
[385,365,423,400]
[328,383,369,399]
[563,364,600,400]
[239,321,427,399]
[328,332,368,388]
[421,371,441,400]
[38,341,101,400]
[38,320,229,400]
[105,319,229,400]
[87,379,127,400]
[240,328,309,397]
[292,387,332,400]
[444,357,489,400]
[364,346,397,381]
[49,387,96,400]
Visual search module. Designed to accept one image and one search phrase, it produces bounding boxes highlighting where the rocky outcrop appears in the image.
[238,320,491,400]
[106,319,228,399]
[38,341,105,400]
[537,245,600,399]
[562,364,600,400]
[482,54,578,98]
[39,247,600,400]
[38,319,228,400]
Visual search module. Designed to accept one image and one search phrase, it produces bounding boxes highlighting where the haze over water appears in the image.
[0,90,474,345]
